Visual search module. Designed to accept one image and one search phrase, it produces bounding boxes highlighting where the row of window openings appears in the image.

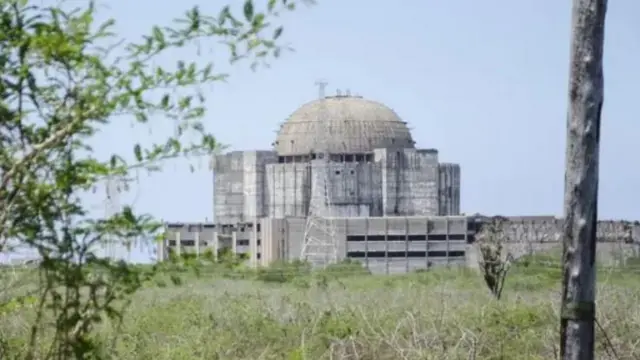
[346,234,467,242]
[347,250,465,258]
[173,223,481,235]
[167,223,262,232]
[169,248,262,259]
[168,239,260,247]
[169,235,475,246]
[277,153,375,164]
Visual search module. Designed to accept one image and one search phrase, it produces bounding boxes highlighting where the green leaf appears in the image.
[243,0,254,21]
[152,26,165,48]
[267,0,277,12]
[273,26,283,39]
[160,94,170,109]
[134,144,143,162]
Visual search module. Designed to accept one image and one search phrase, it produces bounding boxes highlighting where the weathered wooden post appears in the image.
[560,1,608,359]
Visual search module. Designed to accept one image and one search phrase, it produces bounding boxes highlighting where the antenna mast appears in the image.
[300,80,338,267]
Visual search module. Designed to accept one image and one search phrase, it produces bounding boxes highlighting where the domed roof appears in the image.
[274,95,415,156]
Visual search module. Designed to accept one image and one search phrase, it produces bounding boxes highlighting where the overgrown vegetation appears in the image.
[2,257,640,359]
[476,216,514,300]
[0,0,309,358]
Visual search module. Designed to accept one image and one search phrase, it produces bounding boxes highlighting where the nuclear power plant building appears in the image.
[214,94,461,222]
[161,92,470,272]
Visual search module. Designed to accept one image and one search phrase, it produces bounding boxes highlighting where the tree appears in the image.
[476,216,514,300]
[559,1,607,359]
[0,0,308,357]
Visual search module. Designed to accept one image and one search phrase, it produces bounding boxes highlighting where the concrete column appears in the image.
[175,231,181,258]
[250,222,258,268]
[212,231,219,260]
[261,221,271,266]
[425,219,430,269]
[231,231,237,255]
[157,237,164,262]
[445,217,450,265]
[195,231,200,258]
[384,217,389,275]
[405,217,410,273]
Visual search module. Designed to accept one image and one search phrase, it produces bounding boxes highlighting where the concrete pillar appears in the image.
[445,217,450,265]
[175,231,181,258]
[195,231,200,258]
[157,237,164,262]
[260,220,270,266]
[250,222,258,268]
[212,231,219,260]
[231,231,237,255]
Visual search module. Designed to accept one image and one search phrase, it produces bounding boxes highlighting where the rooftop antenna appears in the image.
[300,80,338,268]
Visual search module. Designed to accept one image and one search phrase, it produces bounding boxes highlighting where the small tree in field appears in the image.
[0,0,309,357]
[477,216,514,300]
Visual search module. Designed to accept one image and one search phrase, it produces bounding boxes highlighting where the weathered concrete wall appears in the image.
[438,163,461,216]
[374,148,439,217]
[265,162,310,218]
[465,242,640,269]
[214,151,276,223]
[468,216,639,244]
[325,162,383,217]
[407,149,440,215]
[465,216,640,269]
[264,160,385,219]
[259,216,347,265]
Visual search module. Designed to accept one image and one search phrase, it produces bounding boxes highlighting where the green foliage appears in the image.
[0,0,308,358]
[321,258,371,278]
[250,259,372,285]
[469,303,554,358]
[4,266,638,359]
[256,259,312,283]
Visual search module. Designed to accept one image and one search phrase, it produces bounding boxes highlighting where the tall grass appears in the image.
[1,257,639,359]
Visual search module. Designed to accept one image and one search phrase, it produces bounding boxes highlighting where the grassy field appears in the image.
[1,256,639,359]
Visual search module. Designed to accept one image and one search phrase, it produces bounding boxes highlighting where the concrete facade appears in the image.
[213,93,463,225]
[214,147,456,221]
[213,151,277,224]
[160,215,640,274]
[161,216,471,274]
[438,163,461,216]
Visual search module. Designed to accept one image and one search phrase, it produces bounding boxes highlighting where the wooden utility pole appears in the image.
[560,1,607,359]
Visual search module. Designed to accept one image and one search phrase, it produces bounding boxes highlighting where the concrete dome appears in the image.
[274,95,415,156]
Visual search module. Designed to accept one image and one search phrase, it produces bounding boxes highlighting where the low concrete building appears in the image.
[162,215,472,274]
[160,215,640,274]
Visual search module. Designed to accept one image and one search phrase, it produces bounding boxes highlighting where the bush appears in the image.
[256,260,312,283]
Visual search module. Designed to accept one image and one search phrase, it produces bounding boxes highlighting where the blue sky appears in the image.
[82,1,638,260]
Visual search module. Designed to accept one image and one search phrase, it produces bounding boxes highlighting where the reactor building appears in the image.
[160,90,474,274]
[213,92,461,223]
